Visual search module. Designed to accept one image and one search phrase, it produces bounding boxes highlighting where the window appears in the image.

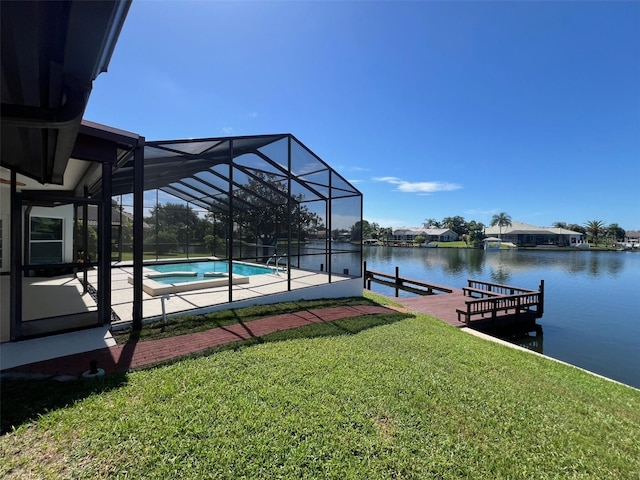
[30,217,63,264]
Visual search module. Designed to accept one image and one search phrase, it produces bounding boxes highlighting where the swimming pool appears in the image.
[128,261,266,296]
[148,260,274,283]
[128,269,250,296]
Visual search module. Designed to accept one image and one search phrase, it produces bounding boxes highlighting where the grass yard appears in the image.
[1,296,639,479]
[111,295,393,344]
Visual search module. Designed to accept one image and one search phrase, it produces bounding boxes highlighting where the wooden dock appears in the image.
[364,264,544,331]
[364,264,453,296]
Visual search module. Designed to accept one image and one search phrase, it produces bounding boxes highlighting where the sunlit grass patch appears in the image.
[2,301,639,479]
[112,296,379,344]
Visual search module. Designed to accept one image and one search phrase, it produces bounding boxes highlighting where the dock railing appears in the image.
[457,280,544,325]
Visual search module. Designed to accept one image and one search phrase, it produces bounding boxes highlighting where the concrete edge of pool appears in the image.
[127,273,250,296]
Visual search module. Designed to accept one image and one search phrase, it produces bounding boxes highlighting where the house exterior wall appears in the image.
[438,231,458,242]
[0,201,77,341]
[0,202,75,272]
[484,221,585,246]
[392,228,457,243]
[624,231,640,245]
[561,234,583,246]
[27,205,75,264]
[136,278,365,326]
[499,232,579,246]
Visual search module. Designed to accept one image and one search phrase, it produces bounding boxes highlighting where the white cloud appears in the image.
[221,126,234,135]
[373,176,462,193]
[335,165,372,174]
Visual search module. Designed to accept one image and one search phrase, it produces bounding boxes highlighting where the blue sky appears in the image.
[85,1,640,230]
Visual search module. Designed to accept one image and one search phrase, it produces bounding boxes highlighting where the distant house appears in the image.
[483,220,584,246]
[624,231,640,246]
[392,227,458,243]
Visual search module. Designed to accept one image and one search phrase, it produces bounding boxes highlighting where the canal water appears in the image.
[361,246,640,389]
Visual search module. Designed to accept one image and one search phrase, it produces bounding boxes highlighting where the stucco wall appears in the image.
[28,205,75,264]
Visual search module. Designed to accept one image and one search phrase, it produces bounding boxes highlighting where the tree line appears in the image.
[360,213,632,247]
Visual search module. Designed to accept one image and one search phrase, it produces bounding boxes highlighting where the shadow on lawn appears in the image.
[112,297,387,344]
[1,373,128,435]
[1,309,413,435]
[163,311,414,360]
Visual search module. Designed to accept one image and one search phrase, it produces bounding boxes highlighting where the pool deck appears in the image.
[108,264,353,325]
[0,261,356,342]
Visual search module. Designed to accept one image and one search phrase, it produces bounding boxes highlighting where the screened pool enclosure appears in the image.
[105,134,363,325]
[3,129,362,340]
[111,134,362,274]
[2,3,362,342]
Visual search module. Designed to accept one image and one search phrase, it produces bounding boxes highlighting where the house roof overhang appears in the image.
[1,0,131,185]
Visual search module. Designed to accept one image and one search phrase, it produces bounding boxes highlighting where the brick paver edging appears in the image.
[2,305,395,378]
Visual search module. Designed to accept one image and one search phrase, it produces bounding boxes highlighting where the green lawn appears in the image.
[112,296,386,343]
[1,297,639,479]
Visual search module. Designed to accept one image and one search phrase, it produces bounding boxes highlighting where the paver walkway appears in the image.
[1,305,394,378]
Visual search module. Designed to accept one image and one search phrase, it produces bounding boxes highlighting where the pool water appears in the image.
[148,261,274,281]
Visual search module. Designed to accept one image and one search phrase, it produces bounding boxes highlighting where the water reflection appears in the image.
[497,329,544,354]
[364,247,634,280]
[489,265,511,284]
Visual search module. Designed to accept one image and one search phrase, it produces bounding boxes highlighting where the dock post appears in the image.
[539,280,545,316]
[395,266,399,297]
[363,261,367,289]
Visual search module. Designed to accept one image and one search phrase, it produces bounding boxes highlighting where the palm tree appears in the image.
[552,221,567,229]
[490,212,512,239]
[584,220,605,246]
